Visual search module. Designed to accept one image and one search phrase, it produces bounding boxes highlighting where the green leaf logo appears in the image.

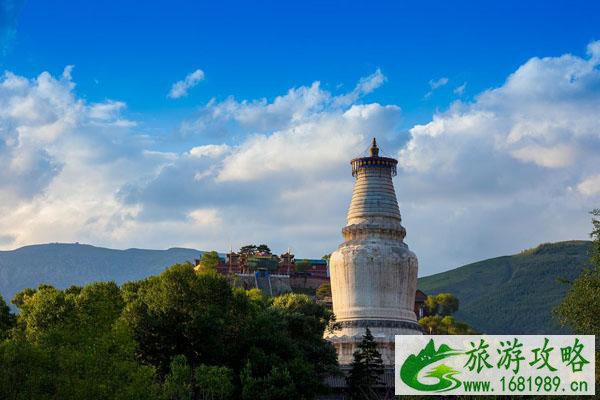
[400,339,463,392]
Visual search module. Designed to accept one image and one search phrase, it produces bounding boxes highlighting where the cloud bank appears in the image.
[1,44,600,275]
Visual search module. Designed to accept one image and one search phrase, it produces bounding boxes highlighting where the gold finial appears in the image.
[369,137,379,157]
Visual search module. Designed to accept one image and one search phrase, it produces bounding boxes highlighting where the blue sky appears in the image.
[1,0,600,275]
[4,1,599,134]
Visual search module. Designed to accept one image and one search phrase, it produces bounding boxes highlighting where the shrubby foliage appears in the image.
[0,295,14,340]
[425,292,459,316]
[555,209,600,336]
[418,315,477,335]
[555,209,600,389]
[0,262,338,399]
[419,293,477,334]
[194,250,221,273]
[316,283,331,300]
[0,282,156,399]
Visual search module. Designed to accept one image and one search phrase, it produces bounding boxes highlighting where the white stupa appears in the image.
[325,138,422,366]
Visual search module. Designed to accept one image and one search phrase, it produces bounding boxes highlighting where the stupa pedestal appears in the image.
[325,138,422,366]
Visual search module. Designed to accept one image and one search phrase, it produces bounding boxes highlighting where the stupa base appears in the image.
[325,318,422,365]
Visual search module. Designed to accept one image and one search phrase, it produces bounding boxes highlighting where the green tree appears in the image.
[123,264,338,399]
[0,339,55,399]
[195,364,234,400]
[419,315,478,335]
[316,283,331,300]
[554,210,600,389]
[420,292,476,334]
[0,294,15,340]
[121,263,234,373]
[256,244,271,254]
[11,287,36,308]
[195,251,221,273]
[554,267,600,335]
[591,208,600,268]
[239,245,258,256]
[1,282,158,400]
[239,245,258,273]
[160,355,234,400]
[241,362,296,400]
[555,210,600,335]
[162,355,193,400]
[1,262,338,400]
[346,328,384,400]
[425,293,459,316]
[241,293,338,399]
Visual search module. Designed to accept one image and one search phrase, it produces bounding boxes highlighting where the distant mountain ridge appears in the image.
[417,240,592,334]
[0,241,591,335]
[0,243,202,307]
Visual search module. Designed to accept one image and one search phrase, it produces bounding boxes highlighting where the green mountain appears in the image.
[0,243,201,307]
[1,240,592,334]
[418,240,592,334]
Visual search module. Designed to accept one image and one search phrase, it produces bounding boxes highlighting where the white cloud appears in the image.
[0,66,151,249]
[2,44,600,276]
[425,76,449,98]
[180,69,387,140]
[577,174,600,196]
[334,68,386,106]
[511,144,576,168]
[454,82,467,95]
[401,44,600,177]
[180,81,331,136]
[188,208,221,225]
[429,77,449,89]
[189,144,230,158]
[396,42,600,269]
[168,69,205,99]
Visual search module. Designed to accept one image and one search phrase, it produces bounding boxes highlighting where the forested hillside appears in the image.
[418,241,592,334]
[1,240,592,335]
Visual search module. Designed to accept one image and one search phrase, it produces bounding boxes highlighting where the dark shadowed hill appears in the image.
[0,243,202,306]
[417,240,592,334]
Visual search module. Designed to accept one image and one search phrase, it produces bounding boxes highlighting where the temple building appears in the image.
[325,138,422,367]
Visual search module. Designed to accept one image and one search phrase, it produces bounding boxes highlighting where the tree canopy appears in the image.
[554,210,600,388]
[239,244,272,257]
[0,262,339,399]
[555,210,600,335]
[316,283,331,300]
[1,282,156,400]
[239,245,258,256]
[0,295,15,341]
[346,328,384,400]
[256,244,272,254]
[194,250,221,273]
[425,292,459,316]
[419,292,477,334]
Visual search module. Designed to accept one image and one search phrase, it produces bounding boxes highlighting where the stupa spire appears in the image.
[369,137,379,157]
